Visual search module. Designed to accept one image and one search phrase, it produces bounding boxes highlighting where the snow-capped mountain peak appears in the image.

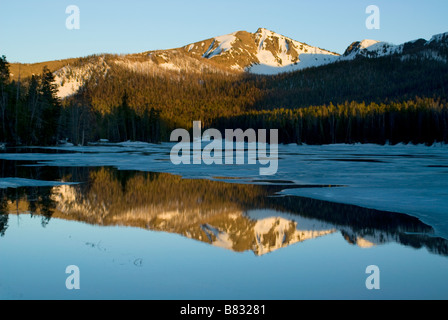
[250,28,340,74]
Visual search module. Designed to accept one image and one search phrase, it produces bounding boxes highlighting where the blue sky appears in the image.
[1,0,448,63]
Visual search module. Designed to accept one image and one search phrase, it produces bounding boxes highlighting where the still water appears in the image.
[0,145,448,299]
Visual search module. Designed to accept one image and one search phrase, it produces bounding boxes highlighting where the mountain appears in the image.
[3,28,448,147]
[8,28,448,100]
[179,27,339,74]
[48,27,342,96]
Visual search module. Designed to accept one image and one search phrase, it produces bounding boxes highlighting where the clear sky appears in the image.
[1,0,448,63]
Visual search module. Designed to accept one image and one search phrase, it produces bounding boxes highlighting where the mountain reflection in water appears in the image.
[0,166,447,256]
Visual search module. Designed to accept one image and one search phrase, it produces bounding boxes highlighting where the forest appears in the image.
[0,52,447,146]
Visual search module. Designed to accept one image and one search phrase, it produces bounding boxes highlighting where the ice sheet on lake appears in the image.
[0,141,447,238]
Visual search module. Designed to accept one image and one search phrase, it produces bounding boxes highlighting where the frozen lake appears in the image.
[0,142,447,299]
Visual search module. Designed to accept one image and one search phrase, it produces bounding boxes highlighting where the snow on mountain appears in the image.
[250,28,339,74]
[202,32,238,59]
[46,183,430,255]
[53,56,110,99]
[341,39,401,60]
[251,214,336,255]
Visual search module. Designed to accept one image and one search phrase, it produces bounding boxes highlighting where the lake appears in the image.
[0,142,447,299]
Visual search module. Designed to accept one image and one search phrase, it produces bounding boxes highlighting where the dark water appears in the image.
[1,159,448,299]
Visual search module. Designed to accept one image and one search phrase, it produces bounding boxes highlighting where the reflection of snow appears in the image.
[201,224,234,250]
[0,178,77,189]
[249,54,339,75]
[0,142,447,238]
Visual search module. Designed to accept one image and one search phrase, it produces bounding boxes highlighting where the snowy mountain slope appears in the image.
[12,28,448,98]
[18,182,439,255]
[51,51,237,99]
[44,184,394,255]
[340,39,401,60]
[53,55,110,99]
[182,28,340,74]
[341,31,448,62]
